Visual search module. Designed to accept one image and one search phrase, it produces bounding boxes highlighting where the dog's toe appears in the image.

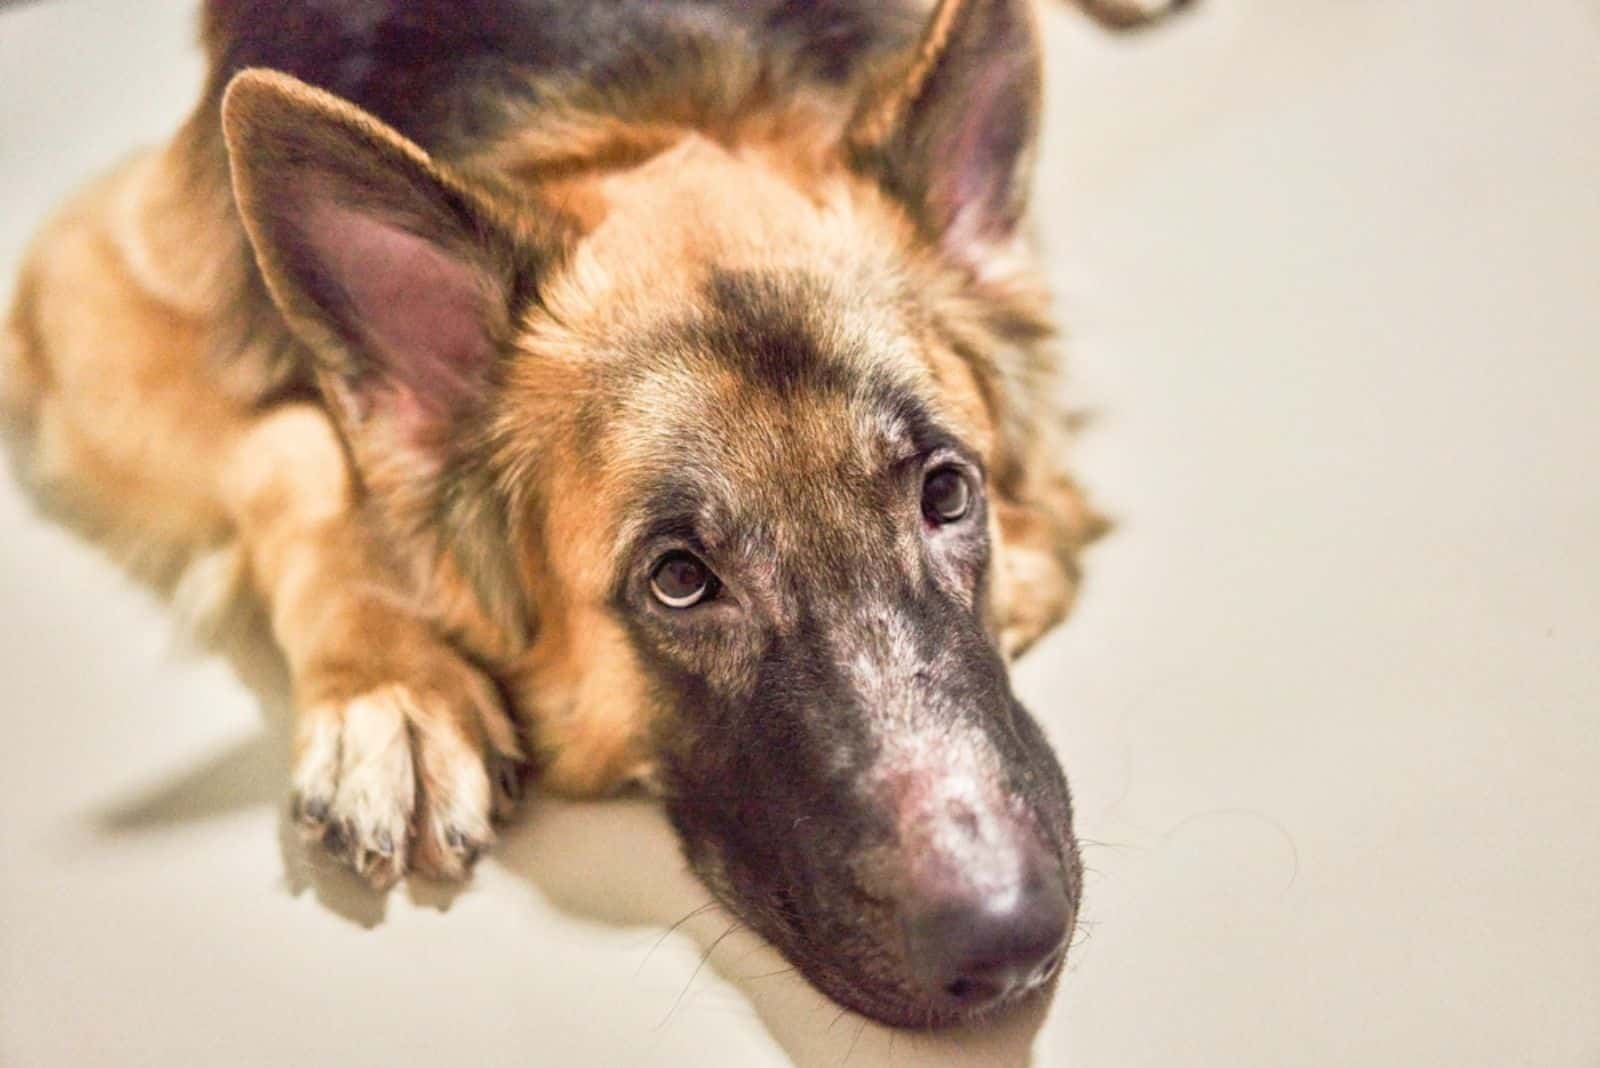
[489,753,529,823]
[408,754,495,882]
[289,668,520,886]
[291,791,331,829]
[314,689,415,884]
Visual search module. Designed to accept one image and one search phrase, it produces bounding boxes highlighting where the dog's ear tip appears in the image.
[220,69,348,148]
[220,69,294,153]
[222,68,290,114]
[846,0,1043,268]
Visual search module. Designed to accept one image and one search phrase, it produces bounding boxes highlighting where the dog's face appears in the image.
[508,154,1082,1024]
[225,0,1083,1028]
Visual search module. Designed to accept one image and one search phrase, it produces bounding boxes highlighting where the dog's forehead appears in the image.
[602,266,952,551]
[583,135,845,268]
[508,135,994,563]
[536,134,928,368]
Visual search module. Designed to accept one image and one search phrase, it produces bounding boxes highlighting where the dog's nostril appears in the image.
[943,975,1004,1005]
[904,861,1071,1011]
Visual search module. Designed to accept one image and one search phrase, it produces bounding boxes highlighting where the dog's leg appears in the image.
[221,406,525,886]
[6,147,523,887]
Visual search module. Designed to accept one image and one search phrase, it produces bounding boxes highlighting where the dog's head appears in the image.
[224,0,1095,1028]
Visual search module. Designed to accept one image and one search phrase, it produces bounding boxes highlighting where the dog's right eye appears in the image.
[650,551,717,608]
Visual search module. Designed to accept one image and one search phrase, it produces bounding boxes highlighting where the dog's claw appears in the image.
[442,826,484,872]
[490,757,527,824]
[289,650,516,887]
[495,761,523,803]
[293,794,331,827]
[313,817,404,888]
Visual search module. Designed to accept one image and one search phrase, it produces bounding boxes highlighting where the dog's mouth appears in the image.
[689,826,1081,1030]
[667,706,1082,1030]
[795,937,1070,1032]
[638,522,1082,1029]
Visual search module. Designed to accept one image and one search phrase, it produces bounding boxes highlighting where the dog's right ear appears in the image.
[222,69,568,637]
[222,70,565,452]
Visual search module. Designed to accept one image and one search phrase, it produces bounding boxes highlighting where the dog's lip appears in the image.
[729,847,1080,1030]
[794,950,1067,1031]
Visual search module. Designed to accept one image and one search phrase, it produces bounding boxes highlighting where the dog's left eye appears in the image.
[650,551,717,608]
[922,467,973,524]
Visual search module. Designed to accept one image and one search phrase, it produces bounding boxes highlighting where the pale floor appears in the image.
[1,1,1597,1065]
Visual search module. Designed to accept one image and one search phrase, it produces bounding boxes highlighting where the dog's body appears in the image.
[3,0,1181,1029]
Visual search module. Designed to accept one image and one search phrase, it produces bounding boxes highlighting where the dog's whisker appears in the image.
[654,919,743,1031]
[636,899,720,976]
[1076,836,1135,853]
[840,1016,869,1066]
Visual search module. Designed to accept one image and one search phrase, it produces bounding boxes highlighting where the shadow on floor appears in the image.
[83,601,1048,1065]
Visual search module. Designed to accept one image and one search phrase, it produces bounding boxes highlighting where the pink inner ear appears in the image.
[930,53,1030,263]
[307,199,495,420]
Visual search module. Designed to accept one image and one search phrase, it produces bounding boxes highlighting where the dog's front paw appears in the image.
[290,643,525,888]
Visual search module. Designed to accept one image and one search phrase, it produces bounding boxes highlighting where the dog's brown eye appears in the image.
[923,467,972,523]
[650,551,716,608]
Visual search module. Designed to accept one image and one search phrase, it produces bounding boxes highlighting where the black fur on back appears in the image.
[181,0,929,406]
[199,0,925,152]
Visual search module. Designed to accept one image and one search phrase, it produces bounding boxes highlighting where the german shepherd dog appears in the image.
[2,0,1186,1030]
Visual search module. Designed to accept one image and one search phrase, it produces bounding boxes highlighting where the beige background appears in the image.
[2,1,1597,1065]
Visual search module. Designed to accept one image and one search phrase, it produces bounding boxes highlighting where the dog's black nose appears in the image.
[903,862,1072,1012]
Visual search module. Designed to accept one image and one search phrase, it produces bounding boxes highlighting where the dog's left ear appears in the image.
[847,0,1042,272]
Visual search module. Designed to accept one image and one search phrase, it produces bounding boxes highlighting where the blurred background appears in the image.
[2,1,1597,1065]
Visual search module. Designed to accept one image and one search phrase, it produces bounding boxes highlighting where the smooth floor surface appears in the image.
[2,2,1597,1065]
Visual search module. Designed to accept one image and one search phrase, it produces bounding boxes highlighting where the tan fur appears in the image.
[3,5,1103,886]
[847,0,972,153]
[6,147,521,884]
